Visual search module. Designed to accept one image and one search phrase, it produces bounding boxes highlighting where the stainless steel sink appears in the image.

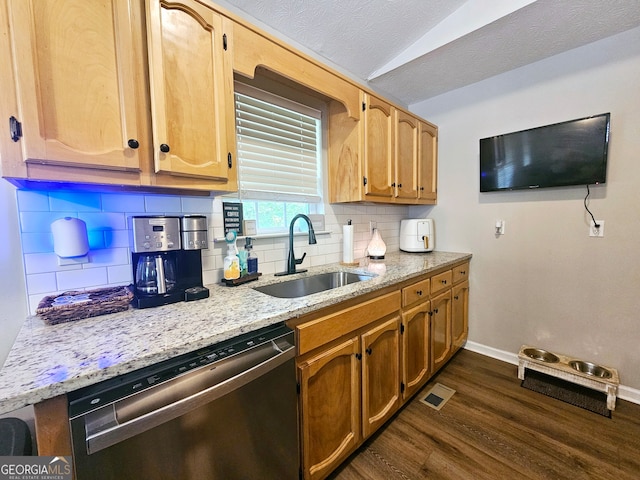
[254,271,374,298]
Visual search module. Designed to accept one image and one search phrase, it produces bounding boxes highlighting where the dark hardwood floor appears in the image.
[329,349,640,480]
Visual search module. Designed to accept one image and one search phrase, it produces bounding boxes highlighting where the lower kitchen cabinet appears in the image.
[431,290,453,373]
[361,316,401,438]
[294,261,470,480]
[401,301,431,401]
[298,337,361,480]
[452,280,470,353]
[297,313,400,480]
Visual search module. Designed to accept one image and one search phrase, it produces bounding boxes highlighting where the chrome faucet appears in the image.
[275,214,317,276]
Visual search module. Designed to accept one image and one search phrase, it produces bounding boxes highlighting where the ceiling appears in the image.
[220,0,640,106]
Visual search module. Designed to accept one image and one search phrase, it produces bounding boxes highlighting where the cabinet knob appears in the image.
[160,143,170,153]
[460,270,466,275]
[355,353,362,360]
[366,347,372,355]
[441,279,447,285]
[416,290,423,296]
[434,308,439,314]
[397,183,402,188]
[127,139,139,149]
[420,186,425,191]
[391,182,396,187]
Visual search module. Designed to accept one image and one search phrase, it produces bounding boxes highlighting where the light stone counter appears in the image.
[0,251,471,414]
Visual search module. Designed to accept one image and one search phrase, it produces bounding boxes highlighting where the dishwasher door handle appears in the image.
[84,340,295,454]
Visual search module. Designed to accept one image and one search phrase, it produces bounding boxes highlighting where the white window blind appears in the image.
[235,84,322,203]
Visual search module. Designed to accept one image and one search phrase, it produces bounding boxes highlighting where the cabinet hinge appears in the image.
[363,176,367,186]
[227,152,232,168]
[362,101,366,112]
[296,382,300,394]
[9,116,22,142]
[223,33,228,51]
[400,382,405,393]
[400,323,405,334]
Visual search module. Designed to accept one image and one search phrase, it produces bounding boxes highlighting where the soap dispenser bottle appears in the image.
[223,230,240,280]
[245,237,258,274]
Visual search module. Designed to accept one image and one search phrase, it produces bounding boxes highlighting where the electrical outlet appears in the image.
[589,220,605,237]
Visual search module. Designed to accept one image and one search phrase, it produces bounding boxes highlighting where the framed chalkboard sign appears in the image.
[223,202,243,235]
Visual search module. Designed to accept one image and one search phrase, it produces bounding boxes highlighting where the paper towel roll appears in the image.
[51,217,89,258]
[342,223,354,264]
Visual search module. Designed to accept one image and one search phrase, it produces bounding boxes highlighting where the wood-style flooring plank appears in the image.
[329,350,640,480]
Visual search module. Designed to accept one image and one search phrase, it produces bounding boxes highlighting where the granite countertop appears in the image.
[0,251,471,415]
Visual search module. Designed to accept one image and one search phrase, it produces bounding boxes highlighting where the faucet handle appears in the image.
[295,252,307,265]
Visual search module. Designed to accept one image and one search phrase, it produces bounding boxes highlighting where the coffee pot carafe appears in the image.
[135,254,176,295]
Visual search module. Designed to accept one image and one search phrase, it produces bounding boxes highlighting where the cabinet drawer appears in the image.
[296,291,401,356]
[402,278,430,307]
[431,270,452,295]
[453,263,469,284]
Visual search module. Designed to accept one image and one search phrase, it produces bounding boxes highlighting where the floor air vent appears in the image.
[420,383,456,411]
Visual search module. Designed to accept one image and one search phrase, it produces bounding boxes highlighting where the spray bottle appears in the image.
[223,230,240,280]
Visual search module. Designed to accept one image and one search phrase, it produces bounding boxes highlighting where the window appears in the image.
[234,83,323,234]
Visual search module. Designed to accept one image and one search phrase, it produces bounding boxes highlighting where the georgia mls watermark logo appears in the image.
[0,456,72,480]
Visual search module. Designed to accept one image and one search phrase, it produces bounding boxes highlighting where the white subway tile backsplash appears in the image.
[17,190,49,211]
[20,211,75,233]
[101,193,145,212]
[49,191,101,212]
[26,273,57,294]
[107,264,133,285]
[56,267,108,290]
[181,196,215,213]
[144,195,182,213]
[16,188,410,305]
[20,232,53,254]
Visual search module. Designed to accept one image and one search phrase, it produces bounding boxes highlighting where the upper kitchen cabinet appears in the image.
[0,0,237,193]
[2,0,144,175]
[328,93,438,205]
[145,0,236,185]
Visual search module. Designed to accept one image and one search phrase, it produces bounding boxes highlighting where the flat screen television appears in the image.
[479,113,610,192]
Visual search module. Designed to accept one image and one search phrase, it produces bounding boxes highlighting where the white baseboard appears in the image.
[463,341,640,406]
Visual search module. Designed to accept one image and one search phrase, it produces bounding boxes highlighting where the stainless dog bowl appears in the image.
[522,348,559,363]
[568,360,612,379]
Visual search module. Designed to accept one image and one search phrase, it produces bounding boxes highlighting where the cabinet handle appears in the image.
[416,290,423,296]
[160,143,170,153]
[366,348,372,355]
[460,270,466,275]
[127,139,139,149]
[454,295,459,300]
[441,280,447,285]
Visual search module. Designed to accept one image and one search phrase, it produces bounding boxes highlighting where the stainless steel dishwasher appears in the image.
[68,323,298,480]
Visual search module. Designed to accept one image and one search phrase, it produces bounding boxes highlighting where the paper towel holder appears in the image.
[51,217,90,266]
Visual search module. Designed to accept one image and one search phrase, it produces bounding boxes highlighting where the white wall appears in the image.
[0,181,27,367]
[409,26,640,390]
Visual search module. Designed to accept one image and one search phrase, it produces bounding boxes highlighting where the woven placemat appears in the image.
[36,286,133,325]
[522,369,610,417]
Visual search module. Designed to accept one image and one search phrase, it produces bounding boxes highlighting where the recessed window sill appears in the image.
[213,230,331,243]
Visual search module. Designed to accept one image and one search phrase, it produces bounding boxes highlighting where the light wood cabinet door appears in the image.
[418,121,437,201]
[361,315,400,439]
[395,110,419,200]
[451,281,469,352]
[6,0,143,171]
[146,0,234,181]
[431,290,452,373]
[299,337,361,480]
[401,301,431,401]
[363,93,393,198]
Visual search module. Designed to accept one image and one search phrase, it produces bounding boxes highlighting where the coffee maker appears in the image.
[129,216,209,309]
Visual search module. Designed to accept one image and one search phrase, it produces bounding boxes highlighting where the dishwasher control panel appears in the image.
[68,323,293,418]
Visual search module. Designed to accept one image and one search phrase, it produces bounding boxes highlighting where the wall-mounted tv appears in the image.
[479,113,610,192]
